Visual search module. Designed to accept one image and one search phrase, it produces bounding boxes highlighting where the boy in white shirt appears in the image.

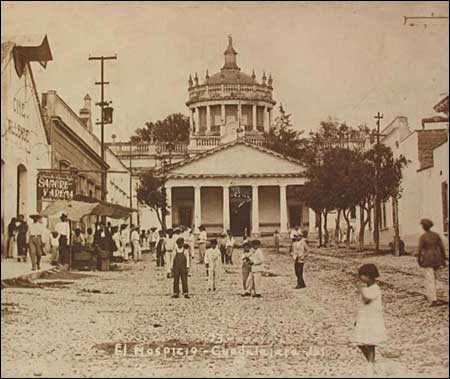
[164,229,176,278]
[291,232,308,289]
[130,227,142,262]
[204,239,222,291]
[246,240,265,298]
[50,231,60,265]
[197,225,207,264]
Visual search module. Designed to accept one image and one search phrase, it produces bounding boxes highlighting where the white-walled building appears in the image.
[1,36,53,229]
[374,96,448,248]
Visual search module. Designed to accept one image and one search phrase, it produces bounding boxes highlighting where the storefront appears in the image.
[1,35,53,229]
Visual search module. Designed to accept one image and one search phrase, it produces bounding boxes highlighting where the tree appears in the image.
[136,171,169,230]
[355,144,408,251]
[264,104,308,161]
[132,113,190,144]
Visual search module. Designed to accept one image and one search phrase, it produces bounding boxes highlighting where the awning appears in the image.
[42,198,135,222]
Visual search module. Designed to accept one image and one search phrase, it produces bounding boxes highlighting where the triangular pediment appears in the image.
[168,141,304,177]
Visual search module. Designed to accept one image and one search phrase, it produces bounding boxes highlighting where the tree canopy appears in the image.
[132,113,190,144]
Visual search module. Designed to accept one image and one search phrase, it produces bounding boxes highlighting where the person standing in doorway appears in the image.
[55,213,70,269]
[172,237,190,299]
[292,232,309,289]
[205,239,221,291]
[16,214,28,262]
[165,229,176,278]
[28,214,44,271]
[417,218,447,307]
[198,225,207,264]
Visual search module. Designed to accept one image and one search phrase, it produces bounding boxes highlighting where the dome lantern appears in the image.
[222,35,240,71]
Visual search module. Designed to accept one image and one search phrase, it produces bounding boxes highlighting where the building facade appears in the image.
[42,90,131,210]
[1,36,52,229]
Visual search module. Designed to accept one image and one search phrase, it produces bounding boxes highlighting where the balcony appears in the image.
[107,142,188,158]
[187,83,275,105]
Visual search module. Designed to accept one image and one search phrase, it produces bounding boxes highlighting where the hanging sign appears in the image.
[37,172,76,201]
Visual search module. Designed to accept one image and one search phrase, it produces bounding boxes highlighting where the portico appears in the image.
[164,140,309,236]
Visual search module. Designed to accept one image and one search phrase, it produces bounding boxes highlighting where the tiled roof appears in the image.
[417,129,448,171]
[167,138,304,176]
[206,69,258,85]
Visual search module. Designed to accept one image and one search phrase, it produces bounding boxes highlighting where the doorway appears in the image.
[230,186,251,236]
[289,205,303,228]
[178,207,193,228]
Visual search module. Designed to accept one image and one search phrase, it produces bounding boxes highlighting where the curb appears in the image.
[1,266,59,287]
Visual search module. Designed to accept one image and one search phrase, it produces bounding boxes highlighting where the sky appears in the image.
[2,1,449,142]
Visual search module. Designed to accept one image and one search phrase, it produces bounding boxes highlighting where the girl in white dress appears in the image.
[352,263,387,377]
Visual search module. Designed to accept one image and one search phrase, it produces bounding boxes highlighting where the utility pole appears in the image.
[373,112,383,254]
[129,139,133,226]
[88,54,117,202]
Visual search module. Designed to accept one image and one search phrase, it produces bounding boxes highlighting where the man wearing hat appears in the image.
[55,213,70,269]
[417,218,447,307]
[28,214,44,271]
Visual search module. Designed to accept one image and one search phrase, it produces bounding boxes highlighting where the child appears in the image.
[352,264,387,377]
[291,232,308,289]
[204,239,221,291]
[50,231,60,265]
[225,230,235,265]
[240,242,253,296]
[156,230,165,267]
[219,232,227,265]
[172,237,190,299]
[273,230,280,254]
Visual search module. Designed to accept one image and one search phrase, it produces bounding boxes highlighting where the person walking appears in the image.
[28,214,44,271]
[352,264,387,377]
[164,229,176,278]
[49,230,60,265]
[156,230,165,267]
[417,218,447,307]
[55,213,70,269]
[172,237,190,299]
[246,240,265,298]
[205,239,221,291]
[16,214,28,262]
[197,225,207,264]
[225,230,235,265]
[292,232,309,289]
[131,226,142,262]
[240,242,253,296]
[6,217,18,259]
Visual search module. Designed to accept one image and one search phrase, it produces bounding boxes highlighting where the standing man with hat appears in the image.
[55,213,70,269]
[28,214,44,271]
[417,218,447,307]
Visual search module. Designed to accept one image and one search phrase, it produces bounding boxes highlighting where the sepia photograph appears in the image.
[1,1,449,377]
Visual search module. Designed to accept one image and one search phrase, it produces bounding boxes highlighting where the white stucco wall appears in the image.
[1,59,50,227]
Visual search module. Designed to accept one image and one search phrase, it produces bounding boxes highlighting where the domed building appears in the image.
[187,36,276,150]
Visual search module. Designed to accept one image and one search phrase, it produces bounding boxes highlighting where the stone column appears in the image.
[221,104,226,136]
[206,105,211,133]
[166,186,173,229]
[223,185,230,231]
[268,108,273,130]
[308,206,315,236]
[189,108,194,133]
[264,106,270,132]
[195,107,200,132]
[252,105,257,131]
[194,185,202,233]
[251,185,259,236]
[280,184,288,234]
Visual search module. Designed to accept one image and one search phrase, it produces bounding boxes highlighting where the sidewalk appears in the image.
[1,257,54,281]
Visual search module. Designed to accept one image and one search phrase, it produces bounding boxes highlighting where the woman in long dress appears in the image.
[6,218,18,258]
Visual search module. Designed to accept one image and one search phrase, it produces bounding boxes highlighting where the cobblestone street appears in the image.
[1,247,449,378]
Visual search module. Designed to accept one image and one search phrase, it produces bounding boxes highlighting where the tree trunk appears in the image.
[317,211,323,247]
[392,197,401,257]
[335,209,342,245]
[343,210,352,249]
[357,207,366,252]
[323,211,329,247]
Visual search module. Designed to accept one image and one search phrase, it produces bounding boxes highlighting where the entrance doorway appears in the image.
[17,164,27,217]
[178,207,193,228]
[230,186,251,236]
[289,205,303,228]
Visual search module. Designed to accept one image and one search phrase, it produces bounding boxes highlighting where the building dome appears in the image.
[206,70,258,85]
